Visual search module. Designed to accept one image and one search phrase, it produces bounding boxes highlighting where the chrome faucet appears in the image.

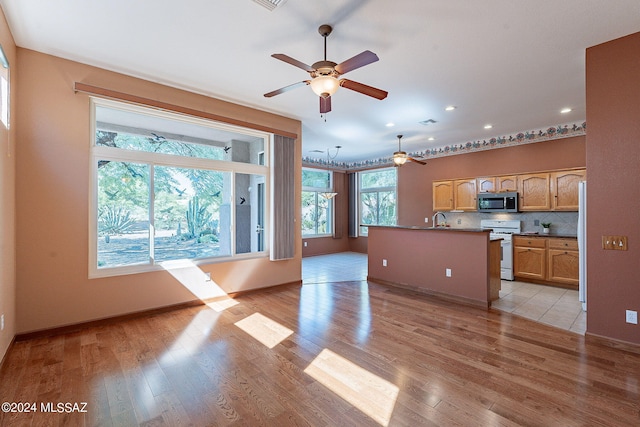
[432,211,446,227]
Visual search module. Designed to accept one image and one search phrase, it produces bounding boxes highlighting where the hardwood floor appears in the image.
[1,280,639,426]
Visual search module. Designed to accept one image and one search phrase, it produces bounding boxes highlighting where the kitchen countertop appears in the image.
[367,225,489,233]
[516,233,577,239]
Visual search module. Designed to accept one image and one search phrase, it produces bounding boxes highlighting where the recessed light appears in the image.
[560,108,572,114]
[428,137,435,141]
[386,122,395,127]
[445,106,456,111]
[484,124,493,129]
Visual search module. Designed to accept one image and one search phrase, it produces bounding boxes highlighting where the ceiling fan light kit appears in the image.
[393,135,426,166]
[264,24,388,114]
[310,75,339,98]
[393,151,408,166]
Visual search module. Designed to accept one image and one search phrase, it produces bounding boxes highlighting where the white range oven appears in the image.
[481,219,522,280]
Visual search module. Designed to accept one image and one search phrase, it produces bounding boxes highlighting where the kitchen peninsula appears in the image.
[367,225,501,307]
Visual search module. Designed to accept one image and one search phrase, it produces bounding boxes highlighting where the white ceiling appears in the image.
[2,0,639,162]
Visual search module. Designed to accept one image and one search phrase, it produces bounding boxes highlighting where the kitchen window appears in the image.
[90,98,270,278]
[301,168,333,237]
[358,168,397,235]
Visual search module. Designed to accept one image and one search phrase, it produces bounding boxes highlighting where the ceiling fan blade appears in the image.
[264,81,310,98]
[340,79,388,100]
[335,50,379,75]
[408,156,427,165]
[271,54,315,73]
[320,96,332,114]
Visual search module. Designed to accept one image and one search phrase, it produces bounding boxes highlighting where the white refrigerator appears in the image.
[578,181,587,311]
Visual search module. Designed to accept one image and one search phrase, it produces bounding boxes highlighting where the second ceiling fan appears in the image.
[264,24,388,114]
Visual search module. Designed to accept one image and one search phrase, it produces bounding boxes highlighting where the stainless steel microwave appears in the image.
[477,192,519,212]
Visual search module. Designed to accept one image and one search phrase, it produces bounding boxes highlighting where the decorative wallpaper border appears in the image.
[302,121,586,171]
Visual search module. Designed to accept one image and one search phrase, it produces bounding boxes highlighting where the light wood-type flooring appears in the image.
[1,280,639,425]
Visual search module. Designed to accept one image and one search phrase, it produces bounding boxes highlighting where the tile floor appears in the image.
[493,280,586,335]
[302,252,586,335]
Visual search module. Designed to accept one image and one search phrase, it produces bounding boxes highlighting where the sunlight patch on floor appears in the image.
[304,348,399,426]
[234,312,293,349]
[160,259,228,300]
[159,310,220,365]
[206,298,239,312]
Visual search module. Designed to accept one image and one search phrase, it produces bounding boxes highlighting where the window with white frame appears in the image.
[301,168,333,236]
[359,168,397,235]
[0,44,9,129]
[90,99,270,277]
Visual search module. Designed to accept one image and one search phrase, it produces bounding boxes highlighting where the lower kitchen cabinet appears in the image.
[547,238,579,286]
[513,236,579,289]
[513,237,546,280]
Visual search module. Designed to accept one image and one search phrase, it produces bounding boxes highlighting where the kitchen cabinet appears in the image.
[433,180,454,211]
[518,173,550,210]
[433,179,477,211]
[547,238,579,286]
[513,236,546,280]
[433,168,585,212]
[513,236,579,288]
[477,177,495,193]
[453,179,477,210]
[550,169,586,210]
[496,175,517,192]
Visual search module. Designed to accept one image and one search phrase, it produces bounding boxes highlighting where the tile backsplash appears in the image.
[441,211,578,235]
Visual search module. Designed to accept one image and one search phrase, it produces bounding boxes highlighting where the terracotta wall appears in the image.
[585,32,640,345]
[341,137,585,257]
[368,227,491,305]
[0,9,16,363]
[397,136,586,226]
[15,49,302,334]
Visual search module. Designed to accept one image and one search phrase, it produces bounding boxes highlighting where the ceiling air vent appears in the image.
[419,119,438,126]
[252,0,288,11]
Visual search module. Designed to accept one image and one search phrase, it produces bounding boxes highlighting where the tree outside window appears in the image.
[359,168,397,235]
[302,168,333,236]
[91,100,268,277]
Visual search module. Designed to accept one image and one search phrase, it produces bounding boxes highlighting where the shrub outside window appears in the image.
[90,99,270,278]
[359,168,397,235]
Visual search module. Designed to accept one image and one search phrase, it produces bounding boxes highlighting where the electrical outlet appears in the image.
[457,219,461,225]
[626,310,638,325]
[382,259,387,267]
[446,268,452,277]
[534,219,540,226]
[1,314,4,331]
[304,241,308,247]
[424,217,429,223]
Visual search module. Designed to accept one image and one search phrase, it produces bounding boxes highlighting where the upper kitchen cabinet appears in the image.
[550,169,586,210]
[477,177,495,193]
[496,175,517,192]
[433,180,454,211]
[453,179,477,211]
[433,179,477,211]
[518,173,550,210]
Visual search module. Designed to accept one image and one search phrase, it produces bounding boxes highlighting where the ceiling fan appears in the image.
[264,24,388,114]
[393,135,426,166]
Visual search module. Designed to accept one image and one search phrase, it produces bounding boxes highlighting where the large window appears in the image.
[359,168,397,235]
[301,168,333,236]
[0,44,9,129]
[91,99,270,277]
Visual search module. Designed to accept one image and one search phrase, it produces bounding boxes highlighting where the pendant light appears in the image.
[319,145,341,199]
